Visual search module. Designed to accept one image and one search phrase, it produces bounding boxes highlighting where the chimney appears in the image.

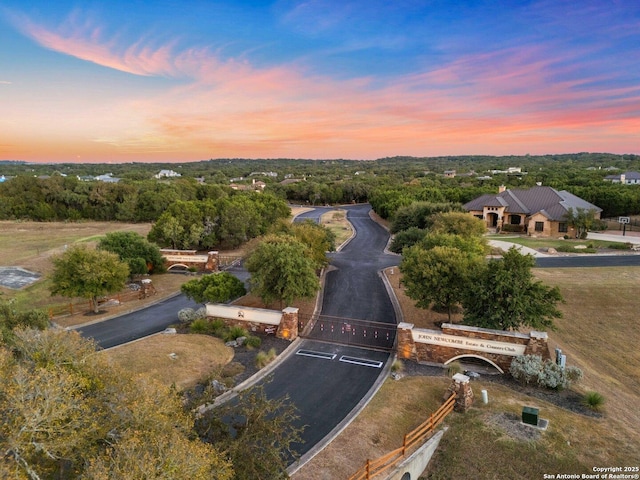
[498,185,506,193]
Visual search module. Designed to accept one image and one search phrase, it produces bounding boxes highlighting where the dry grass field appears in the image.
[104,333,234,390]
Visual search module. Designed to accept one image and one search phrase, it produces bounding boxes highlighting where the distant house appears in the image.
[489,167,526,175]
[229,179,265,192]
[443,170,456,178]
[463,185,602,237]
[154,169,181,179]
[95,173,121,183]
[604,172,640,185]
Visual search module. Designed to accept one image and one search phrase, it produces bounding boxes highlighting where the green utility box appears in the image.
[522,406,539,426]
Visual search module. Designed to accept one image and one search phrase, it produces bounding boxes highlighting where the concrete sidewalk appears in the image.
[587,231,640,244]
[488,239,549,257]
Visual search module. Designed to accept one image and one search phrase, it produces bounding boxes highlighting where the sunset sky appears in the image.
[1,0,639,163]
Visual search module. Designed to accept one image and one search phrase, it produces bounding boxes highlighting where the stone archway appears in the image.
[445,354,504,374]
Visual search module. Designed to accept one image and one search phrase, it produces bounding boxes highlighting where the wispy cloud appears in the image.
[0,80,12,84]
[8,8,190,77]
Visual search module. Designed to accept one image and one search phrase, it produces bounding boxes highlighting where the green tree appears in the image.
[400,245,482,321]
[389,227,428,253]
[429,211,486,237]
[98,231,166,275]
[245,235,319,308]
[390,201,461,233]
[418,232,487,258]
[564,207,598,239]
[0,299,49,344]
[181,272,246,304]
[462,247,563,331]
[50,246,130,313]
[271,219,335,269]
[148,214,185,249]
[195,384,304,480]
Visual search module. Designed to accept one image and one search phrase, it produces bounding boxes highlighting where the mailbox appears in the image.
[522,406,539,426]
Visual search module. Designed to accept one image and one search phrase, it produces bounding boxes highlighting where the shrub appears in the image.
[224,326,248,342]
[190,318,210,334]
[245,335,262,349]
[446,361,463,377]
[178,308,196,323]
[501,224,524,233]
[510,354,583,390]
[537,360,565,389]
[255,348,277,369]
[391,359,404,373]
[565,365,584,384]
[209,319,226,337]
[583,391,605,411]
[608,242,632,250]
[510,355,543,385]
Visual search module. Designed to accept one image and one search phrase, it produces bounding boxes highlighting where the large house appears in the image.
[604,171,640,185]
[463,185,602,237]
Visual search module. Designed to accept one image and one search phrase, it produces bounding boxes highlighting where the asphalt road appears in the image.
[535,255,640,268]
[252,204,401,462]
[77,292,200,349]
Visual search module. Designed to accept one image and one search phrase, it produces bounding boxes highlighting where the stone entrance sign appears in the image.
[397,322,550,373]
[205,304,299,340]
[160,249,218,272]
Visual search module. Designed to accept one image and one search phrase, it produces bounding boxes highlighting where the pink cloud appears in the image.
[6,9,639,161]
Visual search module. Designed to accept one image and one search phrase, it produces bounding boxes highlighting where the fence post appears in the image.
[402,433,408,456]
[366,459,371,480]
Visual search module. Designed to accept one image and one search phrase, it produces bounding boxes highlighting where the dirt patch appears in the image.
[484,411,541,442]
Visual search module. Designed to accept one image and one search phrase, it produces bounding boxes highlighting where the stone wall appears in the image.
[205,303,299,340]
[397,322,550,373]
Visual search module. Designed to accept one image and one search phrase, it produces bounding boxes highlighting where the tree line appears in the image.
[3,153,640,221]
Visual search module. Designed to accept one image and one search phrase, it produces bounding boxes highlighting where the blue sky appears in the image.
[1,0,639,163]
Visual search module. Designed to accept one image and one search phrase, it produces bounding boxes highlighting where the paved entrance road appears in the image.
[253,204,401,464]
[77,293,200,349]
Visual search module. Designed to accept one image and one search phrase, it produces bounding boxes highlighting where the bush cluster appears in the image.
[509,354,583,390]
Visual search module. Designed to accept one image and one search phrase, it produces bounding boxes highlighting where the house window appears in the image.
[510,215,521,225]
[535,222,544,232]
[558,223,568,233]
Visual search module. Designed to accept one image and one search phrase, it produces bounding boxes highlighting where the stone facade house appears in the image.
[463,185,602,237]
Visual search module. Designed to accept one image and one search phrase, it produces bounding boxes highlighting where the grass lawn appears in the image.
[486,234,630,251]
[320,209,353,248]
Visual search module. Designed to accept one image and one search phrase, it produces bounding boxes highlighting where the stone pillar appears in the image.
[525,331,550,360]
[396,322,415,360]
[206,251,219,272]
[277,307,299,341]
[444,373,474,413]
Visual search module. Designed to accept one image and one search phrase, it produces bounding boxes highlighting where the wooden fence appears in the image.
[48,289,153,319]
[348,393,456,480]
